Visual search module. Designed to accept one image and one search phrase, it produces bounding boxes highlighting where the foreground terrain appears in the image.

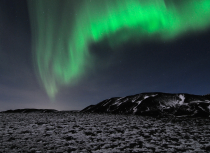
[0,112,210,152]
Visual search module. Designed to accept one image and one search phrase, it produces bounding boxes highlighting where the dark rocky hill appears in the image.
[81,92,210,117]
[1,109,58,113]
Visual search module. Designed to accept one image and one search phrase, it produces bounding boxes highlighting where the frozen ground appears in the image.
[0,112,210,152]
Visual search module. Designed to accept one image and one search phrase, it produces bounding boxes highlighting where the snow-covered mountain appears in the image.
[81,92,210,117]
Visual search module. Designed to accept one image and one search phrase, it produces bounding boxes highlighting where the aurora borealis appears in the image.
[28,0,210,99]
[1,0,210,111]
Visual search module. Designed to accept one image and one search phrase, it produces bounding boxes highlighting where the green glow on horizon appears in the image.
[28,0,210,99]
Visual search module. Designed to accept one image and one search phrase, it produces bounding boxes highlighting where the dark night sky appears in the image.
[1,0,210,111]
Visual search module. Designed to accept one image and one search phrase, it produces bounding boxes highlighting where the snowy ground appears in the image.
[0,112,210,152]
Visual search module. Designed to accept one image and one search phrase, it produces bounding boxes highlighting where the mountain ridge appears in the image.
[0,109,58,113]
[81,92,210,117]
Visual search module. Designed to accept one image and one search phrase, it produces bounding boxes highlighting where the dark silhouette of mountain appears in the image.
[1,109,58,113]
[81,92,210,117]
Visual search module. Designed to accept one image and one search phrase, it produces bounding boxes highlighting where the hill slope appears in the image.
[1,109,58,113]
[81,92,210,117]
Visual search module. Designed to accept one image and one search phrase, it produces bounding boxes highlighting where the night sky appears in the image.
[1,0,210,111]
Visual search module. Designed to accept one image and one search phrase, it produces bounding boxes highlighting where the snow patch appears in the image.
[143,94,157,100]
[191,100,210,103]
[112,98,124,106]
[117,97,124,100]
[208,105,210,112]
[133,107,137,113]
[144,96,149,99]
[179,95,185,105]
[133,101,142,113]
[198,106,206,112]
[102,101,110,106]
[137,101,142,105]
[151,94,157,97]
[132,94,141,102]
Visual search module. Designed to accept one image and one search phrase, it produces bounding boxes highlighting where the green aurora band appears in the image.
[28,0,210,99]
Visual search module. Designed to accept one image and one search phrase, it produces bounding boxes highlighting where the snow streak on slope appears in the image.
[179,94,185,105]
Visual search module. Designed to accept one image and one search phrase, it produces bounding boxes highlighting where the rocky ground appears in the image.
[0,112,210,152]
